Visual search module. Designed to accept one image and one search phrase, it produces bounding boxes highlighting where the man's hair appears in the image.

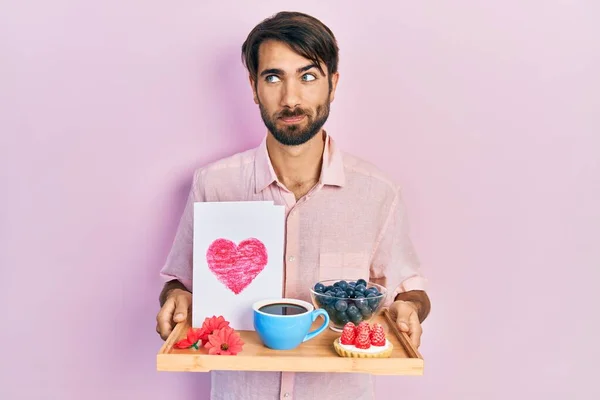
[241,11,339,84]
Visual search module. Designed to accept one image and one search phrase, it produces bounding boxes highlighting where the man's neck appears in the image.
[266,131,326,199]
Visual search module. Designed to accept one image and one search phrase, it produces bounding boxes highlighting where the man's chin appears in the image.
[270,130,318,146]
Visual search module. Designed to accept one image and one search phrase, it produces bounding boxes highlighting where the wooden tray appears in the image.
[157,308,424,375]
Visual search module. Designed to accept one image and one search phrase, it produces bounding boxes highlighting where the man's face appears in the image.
[250,40,339,146]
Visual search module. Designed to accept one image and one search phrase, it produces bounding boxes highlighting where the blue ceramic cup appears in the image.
[253,298,330,350]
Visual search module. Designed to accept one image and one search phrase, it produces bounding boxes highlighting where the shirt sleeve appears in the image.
[159,169,204,292]
[370,188,428,307]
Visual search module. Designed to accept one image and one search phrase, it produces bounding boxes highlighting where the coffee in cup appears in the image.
[258,302,308,316]
[253,298,329,350]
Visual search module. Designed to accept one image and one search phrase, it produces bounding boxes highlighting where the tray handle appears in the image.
[158,317,191,355]
[382,308,423,359]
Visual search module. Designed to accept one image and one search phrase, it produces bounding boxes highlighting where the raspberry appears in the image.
[340,322,357,345]
[370,323,386,346]
[357,321,371,335]
[355,331,371,349]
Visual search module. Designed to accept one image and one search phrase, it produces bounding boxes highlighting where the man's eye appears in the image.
[266,75,281,83]
[302,73,316,82]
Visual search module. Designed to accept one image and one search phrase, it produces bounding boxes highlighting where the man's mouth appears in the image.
[279,115,306,124]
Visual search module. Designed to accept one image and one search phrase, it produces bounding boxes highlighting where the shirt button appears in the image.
[288,256,295,262]
[284,394,290,398]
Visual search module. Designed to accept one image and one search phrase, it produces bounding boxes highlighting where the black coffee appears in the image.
[259,303,308,316]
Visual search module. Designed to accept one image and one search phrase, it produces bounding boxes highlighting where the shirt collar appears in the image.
[254,131,346,194]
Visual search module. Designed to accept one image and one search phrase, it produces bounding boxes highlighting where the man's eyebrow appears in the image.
[260,68,284,77]
[297,63,322,75]
[259,64,324,77]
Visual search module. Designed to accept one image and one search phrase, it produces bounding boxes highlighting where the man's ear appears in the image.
[329,72,340,103]
[249,74,258,104]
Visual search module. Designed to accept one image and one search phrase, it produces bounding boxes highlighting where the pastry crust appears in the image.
[333,337,393,358]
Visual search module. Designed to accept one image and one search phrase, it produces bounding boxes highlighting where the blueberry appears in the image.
[360,307,373,318]
[325,285,335,292]
[336,310,350,325]
[315,294,327,307]
[334,299,348,312]
[350,312,363,323]
[333,281,340,287]
[348,281,356,287]
[354,297,368,309]
[366,293,381,309]
[346,288,355,297]
[364,288,376,296]
[370,299,381,311]
[366,292,377,304]
[337,280,348,290]
[323,291,336,305]
[356,279,367,287]
[325,307,337,322]
[354,284,366,294]
[347,304,359,317]
[314,282,325,293]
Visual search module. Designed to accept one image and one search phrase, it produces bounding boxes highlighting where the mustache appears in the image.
[277,108,310,118]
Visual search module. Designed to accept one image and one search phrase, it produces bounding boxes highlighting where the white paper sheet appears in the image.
[192,201,285,330]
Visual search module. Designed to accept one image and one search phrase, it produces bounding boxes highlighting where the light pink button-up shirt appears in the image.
[160,133,427,400]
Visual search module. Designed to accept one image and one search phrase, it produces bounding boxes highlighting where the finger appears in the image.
[173,294,190,323]
[408,311,422,348]
[393,302,411,332]
[156,297,176,340]
[156,322,171,340]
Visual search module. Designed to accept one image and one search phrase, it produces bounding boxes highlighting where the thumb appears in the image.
[393,302,410,332]
[173,294,190,323]
[397,318,409,332]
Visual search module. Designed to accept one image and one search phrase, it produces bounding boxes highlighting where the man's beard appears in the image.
[259,100,330,146]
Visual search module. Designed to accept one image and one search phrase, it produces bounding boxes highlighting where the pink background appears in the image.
[1,1,599,399]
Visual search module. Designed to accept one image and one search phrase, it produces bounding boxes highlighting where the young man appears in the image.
[156,11,431,400]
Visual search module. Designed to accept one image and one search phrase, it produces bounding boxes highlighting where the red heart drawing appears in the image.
[206,237,268,295]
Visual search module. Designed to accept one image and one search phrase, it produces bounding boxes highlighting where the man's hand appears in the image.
[156,288,191,340]
[389,300,422,349]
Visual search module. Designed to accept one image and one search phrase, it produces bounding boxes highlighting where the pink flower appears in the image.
[199,315,230,342]
[174,327,203,350]
[204,326,244,355]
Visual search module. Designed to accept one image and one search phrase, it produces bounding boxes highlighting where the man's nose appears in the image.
[280,80,301,108]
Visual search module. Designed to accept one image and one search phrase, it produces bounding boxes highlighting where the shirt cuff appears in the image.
[386,275,428,307]
[160,272,193,293]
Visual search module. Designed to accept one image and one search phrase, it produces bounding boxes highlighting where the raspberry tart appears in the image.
[333,322,393,358]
